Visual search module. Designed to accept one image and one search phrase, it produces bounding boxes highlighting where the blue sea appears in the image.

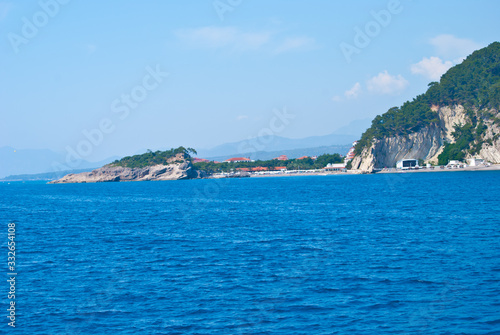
[1,171,500,334]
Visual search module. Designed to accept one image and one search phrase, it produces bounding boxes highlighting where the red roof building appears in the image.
[225,157,253,163]
[274,155,288,161]
[345,141,358,160]
[236,166,287,172]
[296,156,310,160]
[192,158,210,163]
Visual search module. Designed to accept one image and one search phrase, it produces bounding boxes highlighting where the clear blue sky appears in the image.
[1,0,499,161]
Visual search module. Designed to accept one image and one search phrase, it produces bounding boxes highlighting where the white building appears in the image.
[467,158,485,166]
[396,159,419,170]
[344,141,358,162]
[446,160,466,168]
[324,163,346,171]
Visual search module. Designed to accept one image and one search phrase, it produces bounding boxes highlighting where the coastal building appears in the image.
[446,160,466,168]
[225,157,254,163]
[274,155,288,161]
[396,159,419,170]
[324,163,346,171]
[467,158,485,166]
[236,166,287,172]
[345,141,358,161]
[296,156,310,160]
[192,158,210,163]
[249,167,270,172]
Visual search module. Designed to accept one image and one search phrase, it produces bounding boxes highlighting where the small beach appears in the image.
[209,164,500,179]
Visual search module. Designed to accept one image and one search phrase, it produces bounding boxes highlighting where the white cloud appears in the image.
[367,71,409,95]
[410,56,453,81]
[409,35,483,81]
[176,26,315,54]
[331,95,342,102]
[239,32,273,50]
[236,115,249,120]
[175,26,271,51]
[344,82,361,99]
[76,43,98,55]
[430,34,482,60]
[273,37,315,54]
[0,2,12,21]
[86,44,97,55]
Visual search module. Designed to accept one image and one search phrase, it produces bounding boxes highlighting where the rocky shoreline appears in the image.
[49,161,200,184]
[48,159,500,184]
[351,105,500,173]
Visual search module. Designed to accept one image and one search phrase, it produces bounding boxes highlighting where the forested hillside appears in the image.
[355,42,500,163]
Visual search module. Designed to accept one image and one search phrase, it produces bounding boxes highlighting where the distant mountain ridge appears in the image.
[1,118,370,178]
[1,169,95,182]
[0,146,118,179]
[196,118,370,158]
[204,144,352,162]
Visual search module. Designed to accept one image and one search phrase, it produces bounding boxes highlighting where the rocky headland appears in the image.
[351,105,500,172]
[49,148,202,184]
[351,42,500,172]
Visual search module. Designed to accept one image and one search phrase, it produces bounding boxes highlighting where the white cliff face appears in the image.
[426,105,470,163]
[478,121,500,163]
[351,125,442,171]
[437,105,469,141]
[350,143,375,172]
[352,105,500,172]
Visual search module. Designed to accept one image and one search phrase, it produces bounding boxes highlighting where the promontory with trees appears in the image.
[50,147,346,183]
[351,42,500,171]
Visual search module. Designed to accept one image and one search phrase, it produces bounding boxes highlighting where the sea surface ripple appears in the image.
[1,171,500,334]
